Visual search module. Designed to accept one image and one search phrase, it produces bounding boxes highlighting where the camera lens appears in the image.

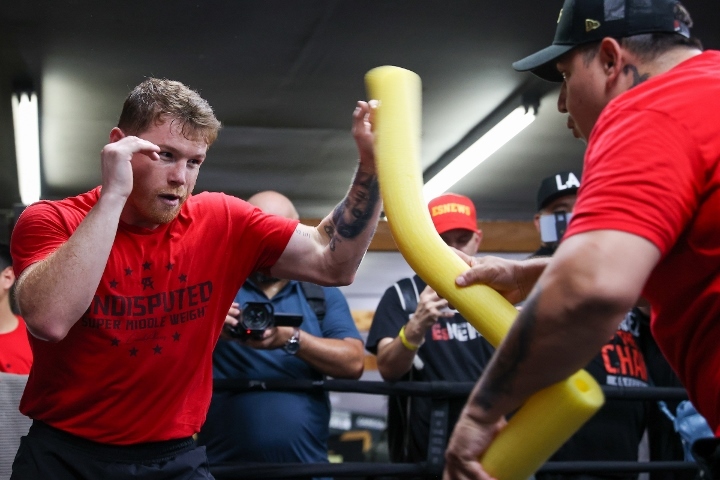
[240,303,274,331]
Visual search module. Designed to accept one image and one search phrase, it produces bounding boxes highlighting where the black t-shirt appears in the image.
[539,309,648,479]
[366,275,496,462]
[533,245,649,479]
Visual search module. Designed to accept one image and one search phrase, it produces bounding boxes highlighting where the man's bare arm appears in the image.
[445,231,661,478]
[15,136,159,342]
[234,324,365,379]
[17,193,127,341]
[295,335,365,379]
[464,230,660,429]
[454,253,550,305]
[375,336,417,381]
[272,101,381,286]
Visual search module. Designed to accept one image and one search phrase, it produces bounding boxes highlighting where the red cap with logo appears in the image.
[427,193,478,235]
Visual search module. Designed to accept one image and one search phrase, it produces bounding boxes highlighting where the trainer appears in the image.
[443,0,720,479]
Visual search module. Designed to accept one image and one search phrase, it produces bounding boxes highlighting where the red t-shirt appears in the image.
[566,51,720,434]
[10,187,298,444]
[0,315,33,374]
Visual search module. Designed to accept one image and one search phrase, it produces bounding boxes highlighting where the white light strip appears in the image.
[11,91,41,205]
[423,106,536,201]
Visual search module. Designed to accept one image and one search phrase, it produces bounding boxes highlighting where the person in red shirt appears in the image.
[443,1,720,479]
[0,244,32,375]
[9,78,380,480]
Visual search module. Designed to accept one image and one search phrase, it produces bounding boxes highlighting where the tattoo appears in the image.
[323,225,337,251]
[473,287,541,411]
[330,171,379,243]
[623,64,650,87]
[294,226,311,238]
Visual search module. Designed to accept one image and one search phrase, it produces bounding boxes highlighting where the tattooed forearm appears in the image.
[473,287,541,411]
[324,224,338,251]
[623,64,649,87]
[330,171,380,242]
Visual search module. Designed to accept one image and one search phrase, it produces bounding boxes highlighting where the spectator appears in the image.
[0,244,31,375]
[199,190,364,480]
[0,243,33,479]
[532,172,649,480]
[532,171,580,257]
[366,193,495,468]
[9,78,380,479]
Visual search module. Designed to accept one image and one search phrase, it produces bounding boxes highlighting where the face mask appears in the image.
[539,211,573,244]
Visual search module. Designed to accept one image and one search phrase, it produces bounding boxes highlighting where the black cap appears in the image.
[513,0,692,82]
[537,171,581,211]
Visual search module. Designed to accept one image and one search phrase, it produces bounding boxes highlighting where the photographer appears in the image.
[198,191,364,479]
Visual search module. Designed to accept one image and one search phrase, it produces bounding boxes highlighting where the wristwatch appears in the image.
[283,327,301,355]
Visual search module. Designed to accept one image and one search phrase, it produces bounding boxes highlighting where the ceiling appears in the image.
[1,0,718,224]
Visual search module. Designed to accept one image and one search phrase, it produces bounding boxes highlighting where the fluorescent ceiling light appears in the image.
[11,91,41,205]
[423,106,536,201]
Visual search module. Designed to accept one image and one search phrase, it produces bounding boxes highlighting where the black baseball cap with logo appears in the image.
[513,0,692,82]
[537,171,581,211]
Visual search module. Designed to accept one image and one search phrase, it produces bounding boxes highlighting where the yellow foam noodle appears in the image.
[365,65,604,480]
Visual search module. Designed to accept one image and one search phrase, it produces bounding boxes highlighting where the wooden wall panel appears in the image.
[301,218,540,253]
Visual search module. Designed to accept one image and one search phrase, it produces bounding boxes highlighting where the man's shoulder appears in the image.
[180,192,255,224]
[382,274,424,292]
[183,191,239,209]
[372,275,424,320]
[411,274,426,289]
[610,50,720,112]
[38,187,100,210]
[20,187,100,225]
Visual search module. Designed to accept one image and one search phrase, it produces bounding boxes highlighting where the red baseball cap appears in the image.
[427,193,478,235]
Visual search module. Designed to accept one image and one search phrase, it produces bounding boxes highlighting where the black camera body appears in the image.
[228,302,303,340]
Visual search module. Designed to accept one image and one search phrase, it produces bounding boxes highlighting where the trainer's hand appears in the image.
[444,409,506,480]
[101,133,160,199]
[454,252,531,305]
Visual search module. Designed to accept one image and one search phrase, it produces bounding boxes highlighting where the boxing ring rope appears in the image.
[211,461,698,479]
[209,378,698,479]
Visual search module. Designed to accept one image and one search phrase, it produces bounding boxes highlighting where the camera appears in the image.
[227,302,303,340]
